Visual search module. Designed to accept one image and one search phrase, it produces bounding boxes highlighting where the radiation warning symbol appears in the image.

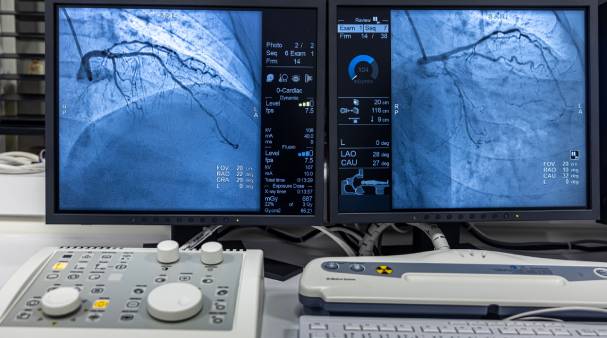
[375,265,393,275]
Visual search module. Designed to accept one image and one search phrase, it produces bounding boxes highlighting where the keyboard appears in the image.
[299,316,607,338]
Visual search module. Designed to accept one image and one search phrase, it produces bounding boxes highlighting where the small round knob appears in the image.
[157,240,180,264]
[147,283,202,322]
[200,242,224,265]
[41,287,81,317]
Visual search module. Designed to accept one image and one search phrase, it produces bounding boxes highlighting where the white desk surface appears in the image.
[1,218,607,338]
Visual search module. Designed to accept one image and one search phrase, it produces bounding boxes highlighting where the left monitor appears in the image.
[45,0,325,226]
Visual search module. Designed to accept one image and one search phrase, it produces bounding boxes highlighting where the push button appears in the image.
[91,287,104,295]
[88,274,101,281]
[114,264,128,270]
[92,299,110,310]
[16,311,31,320]
[132,287,146,295]
[66,273,81,280]
[120,313,135,321]
[25,299,40,307]
[350,264,365,272]
[179,275,192,282]
[213,301,227,311]
[52,262,68,271]
[211,315,225,324]
[87,313,102,322]
[594,268,607,279]
[323,262,339,270]
[46,273,59,280]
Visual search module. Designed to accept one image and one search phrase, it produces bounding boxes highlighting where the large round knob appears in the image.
[41,287,81,317]
[147,283,202,322]
[200,242,223,265]
[157,240,180,264]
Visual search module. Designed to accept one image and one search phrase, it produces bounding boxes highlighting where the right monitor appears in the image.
[330,0,600,223]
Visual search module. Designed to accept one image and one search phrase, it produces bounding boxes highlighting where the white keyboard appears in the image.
[299,316,607,338]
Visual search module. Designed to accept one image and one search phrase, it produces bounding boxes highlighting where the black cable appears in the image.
[466,224,607,252]
[258,226,321,243]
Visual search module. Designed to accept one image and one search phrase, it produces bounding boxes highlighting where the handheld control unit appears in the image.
[300,249,607,318]
[0,241,264,338]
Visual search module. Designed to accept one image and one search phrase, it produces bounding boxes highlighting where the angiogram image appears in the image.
[391,9,587,209]
[58,7,262,212]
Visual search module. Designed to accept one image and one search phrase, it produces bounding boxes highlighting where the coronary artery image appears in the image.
[58,7,261,212]
[391,9,587,209]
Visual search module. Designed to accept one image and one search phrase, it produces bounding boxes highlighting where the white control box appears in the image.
[299,249,607,318]
[0,244,264,338]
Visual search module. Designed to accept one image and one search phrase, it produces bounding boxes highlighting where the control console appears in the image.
[0,241,264,338]
[299,249,607,318]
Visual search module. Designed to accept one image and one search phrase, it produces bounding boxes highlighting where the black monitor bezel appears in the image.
[600,0,606,223]
[45,0,326,226]
[329,0,600,224]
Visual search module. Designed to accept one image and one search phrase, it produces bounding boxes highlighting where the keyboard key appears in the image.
[379,324,396,332]
[578,329,598,336]
[596,330,607,336]
[396,325,414,332]
[440,326,458,334]
[517,327,536,335]
[473,327,493,334]
[309,333,327,338]
[552,329,573,336]
[362,324,379,331]
[456,326,475,334]
[499,328,519,335]
[422,326,440,333]
[535,328,553,335]
[309,323,328,330]
[344,324,361,331]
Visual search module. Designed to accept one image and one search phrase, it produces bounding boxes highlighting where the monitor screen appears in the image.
[55,5,318,217]
[335,7,589,215]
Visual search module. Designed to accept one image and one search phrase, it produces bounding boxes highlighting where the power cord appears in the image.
[504,306,607,321]
[0,151,45,174]
[312,226,357,256]
[409,223,450,250]
[466,224,607,252]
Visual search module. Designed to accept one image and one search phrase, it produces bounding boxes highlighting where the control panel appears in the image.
[0,242,264,338]
[299,250,607,317]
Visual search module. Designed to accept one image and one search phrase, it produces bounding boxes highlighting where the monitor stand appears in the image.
[383,223,476,255]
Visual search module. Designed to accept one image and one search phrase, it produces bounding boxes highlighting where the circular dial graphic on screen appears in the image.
[348,54,379,81]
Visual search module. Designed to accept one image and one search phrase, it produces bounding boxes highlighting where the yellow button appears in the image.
[52,262,68,271]
[92,300,110,310]
[376,265,393,275]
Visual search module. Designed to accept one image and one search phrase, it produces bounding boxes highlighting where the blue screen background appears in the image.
[391,9,587,209]
[58,7,262,212]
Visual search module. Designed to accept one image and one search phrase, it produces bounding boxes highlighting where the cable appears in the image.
[327,226,364,244]
[180,225,223,250]
[504,307,607,321]
[359,223,393,256]
[312,226,356,257]
[409,223,450,250]
[515,317,563,322]
[261,226,321,243]
[390,224,412,235]
[467,224,607,252]
[0,151,45,174]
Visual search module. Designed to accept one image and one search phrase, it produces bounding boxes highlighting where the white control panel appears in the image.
[0,242,264,338]
[300,249,607,317]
